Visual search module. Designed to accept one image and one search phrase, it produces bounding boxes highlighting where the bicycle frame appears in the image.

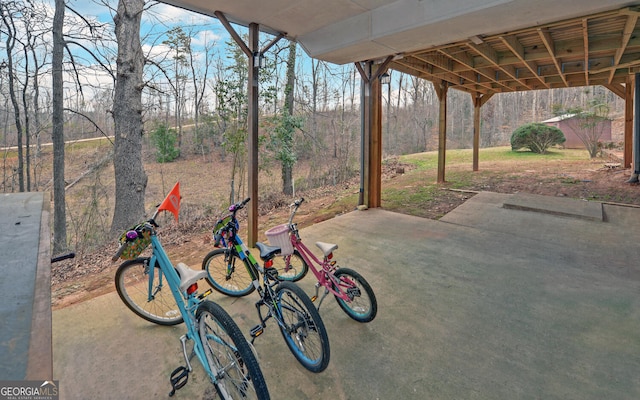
[146,233,223,384]
[213,203,317,335]
[288,234,354,304]
[284,202,358,305]
[225,234,262,288]
[204,198,331,372]
[224,230,293,333]
[115,192,270,398]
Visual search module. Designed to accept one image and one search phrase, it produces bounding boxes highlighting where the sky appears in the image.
[31,0,256,110]
[1,0,363,114]
[63,0,229,59]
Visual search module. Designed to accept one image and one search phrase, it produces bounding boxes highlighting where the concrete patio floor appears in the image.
[52,192,640,399]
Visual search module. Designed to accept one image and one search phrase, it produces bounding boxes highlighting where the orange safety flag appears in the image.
[158,182,181,222]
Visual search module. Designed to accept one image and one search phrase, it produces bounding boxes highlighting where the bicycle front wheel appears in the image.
[270,250,308,282]
[197,301,270,400]
[333,267,377,323]
[275,281,330,373]
[115,258,183,325]
[202,249,255,297]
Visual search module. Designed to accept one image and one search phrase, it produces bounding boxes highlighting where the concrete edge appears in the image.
[502,193,603,222]
[26,192,52,380]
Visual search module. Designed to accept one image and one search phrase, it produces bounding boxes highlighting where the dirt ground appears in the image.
[46,145,640,310]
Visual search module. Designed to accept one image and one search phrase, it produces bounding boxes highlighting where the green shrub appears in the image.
[510,123,566,154]
[150,124,180,162]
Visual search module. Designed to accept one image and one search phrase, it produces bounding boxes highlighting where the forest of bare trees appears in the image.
[0,0,628,251]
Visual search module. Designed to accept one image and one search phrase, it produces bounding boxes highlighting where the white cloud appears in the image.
[142,43,172,60]
[144,2,213,25]
[191,30,222,47]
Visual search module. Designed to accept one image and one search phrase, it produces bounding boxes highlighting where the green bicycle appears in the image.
[201,198,331,373]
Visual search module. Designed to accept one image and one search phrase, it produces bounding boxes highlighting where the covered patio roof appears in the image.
[159,0,640,92]
[392,6,640,96]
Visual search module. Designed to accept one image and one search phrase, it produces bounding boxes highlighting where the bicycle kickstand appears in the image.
[169,335,192,397]
[311,282,330,310]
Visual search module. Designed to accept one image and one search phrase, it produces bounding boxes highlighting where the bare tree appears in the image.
[162,26,190,150]
[187,28,215,155]
[52,0,67,252]
[26,8,50,191]
[110,0,147,234]
[211,40,249,202]
[1,2,25,192]
[554,94,611,158]
[281,41,297,195]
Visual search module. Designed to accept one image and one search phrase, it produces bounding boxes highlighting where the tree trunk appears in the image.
[52,0,67,253]
[21,45,31,191]
[282,41,296,195]
[111,0,147,234]
[31,39,43,190]
[1,7,24,192]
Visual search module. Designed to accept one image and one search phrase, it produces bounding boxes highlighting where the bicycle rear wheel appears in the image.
[333,267,377,323]
[275,281,330,373]
[115,258,183,325]
[197,301,270,400]
[270,250,308,282]
[202,248,255,297]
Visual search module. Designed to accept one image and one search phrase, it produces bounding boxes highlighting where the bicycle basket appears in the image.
[118,223,152,260]
[265,224,293,255]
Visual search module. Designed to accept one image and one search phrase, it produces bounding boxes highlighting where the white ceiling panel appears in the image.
[158,0,640,65]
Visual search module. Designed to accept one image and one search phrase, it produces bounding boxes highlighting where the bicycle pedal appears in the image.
[310,295,318,302]
[169,366,189,397]
[250,324,264,339]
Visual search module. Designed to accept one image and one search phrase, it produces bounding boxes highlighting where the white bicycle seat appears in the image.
[175,262,209,293]
[315,241,338,257]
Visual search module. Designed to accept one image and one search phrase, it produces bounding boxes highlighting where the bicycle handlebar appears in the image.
[112,244,127,262]
[289,198,305,208]
[111,219,159,261]
[287,198,305,225]
[229,197,251,213]
[212,198,250,247]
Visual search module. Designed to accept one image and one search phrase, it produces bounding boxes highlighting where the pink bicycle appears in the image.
[265,198,377,323]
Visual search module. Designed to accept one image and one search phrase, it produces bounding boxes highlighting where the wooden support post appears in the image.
[358,62,372,207]
[355,57,391,208]
[370,69,383,208]
[472,92,494,172]
[625,75,634,168]
[473,95,481,172]
[628,73,640,182]
[247,23,259,246]
[435,81,448,183]
[216,11,283,245]
[633,72,640,181]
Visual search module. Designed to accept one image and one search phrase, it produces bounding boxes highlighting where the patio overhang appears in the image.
[158,1,638,69]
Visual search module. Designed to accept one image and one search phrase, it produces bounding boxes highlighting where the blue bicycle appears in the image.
[112,196,269,399]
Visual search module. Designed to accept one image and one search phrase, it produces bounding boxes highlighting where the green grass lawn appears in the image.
[375,146,605,218]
